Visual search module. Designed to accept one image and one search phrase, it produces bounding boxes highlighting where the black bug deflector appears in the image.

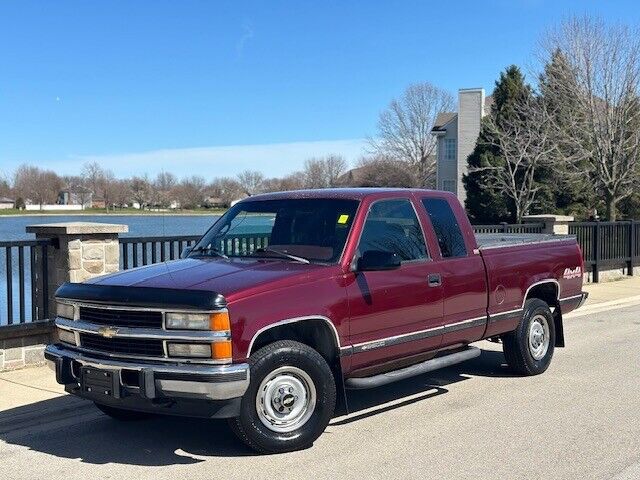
[55,282,227,310]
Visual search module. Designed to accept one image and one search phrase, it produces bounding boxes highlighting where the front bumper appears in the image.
[45,344,250,418]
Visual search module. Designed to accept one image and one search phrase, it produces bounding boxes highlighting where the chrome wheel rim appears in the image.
[255,366,317,433]
[528,314,550,360]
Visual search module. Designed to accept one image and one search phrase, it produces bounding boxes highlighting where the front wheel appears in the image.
[502,298,556,376]
[229,340,336,454]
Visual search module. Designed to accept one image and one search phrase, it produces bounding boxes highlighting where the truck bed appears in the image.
[475,233,572,250]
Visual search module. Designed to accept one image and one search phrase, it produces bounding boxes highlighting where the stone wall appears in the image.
[0,322,55,371]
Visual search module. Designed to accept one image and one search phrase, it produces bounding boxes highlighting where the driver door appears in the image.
[345,198,444,372]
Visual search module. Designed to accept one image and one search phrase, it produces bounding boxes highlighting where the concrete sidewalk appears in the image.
[1,275,639,413]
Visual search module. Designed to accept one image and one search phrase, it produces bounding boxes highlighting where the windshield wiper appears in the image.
[189,246,229,259]
[253,247,310,264]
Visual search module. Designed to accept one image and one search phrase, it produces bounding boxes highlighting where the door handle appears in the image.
[428,273,442,287]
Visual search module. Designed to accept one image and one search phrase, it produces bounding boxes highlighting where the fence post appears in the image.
[629,220,635,277]
[500,222,508,233]
[593,222,600,283]
[26,223,128,317]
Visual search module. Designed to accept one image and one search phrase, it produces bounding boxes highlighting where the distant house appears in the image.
[58,185,93,209]
[204,196,226,208]
[431,88,493,204]
[0,197,15,209]
[91,198,106,209]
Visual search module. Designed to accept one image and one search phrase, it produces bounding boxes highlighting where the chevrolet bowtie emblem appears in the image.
[98,326,119,338]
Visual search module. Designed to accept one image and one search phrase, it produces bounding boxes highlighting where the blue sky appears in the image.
[1,1,638,179]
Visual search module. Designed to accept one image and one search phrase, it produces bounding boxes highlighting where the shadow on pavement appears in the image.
[0,348,510,465]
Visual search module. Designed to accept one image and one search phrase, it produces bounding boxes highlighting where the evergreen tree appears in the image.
[463,65,532,223]
[538,49,596,219]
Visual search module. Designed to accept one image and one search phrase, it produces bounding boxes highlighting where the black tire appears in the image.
[502,298,556,376]
[228,340,336,454]
[94,402,154,421]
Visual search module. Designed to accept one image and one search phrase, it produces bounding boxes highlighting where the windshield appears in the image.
[190,198,360,263]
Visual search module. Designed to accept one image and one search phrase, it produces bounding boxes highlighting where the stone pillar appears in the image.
[523,215,574,235]
[26,222,128,316]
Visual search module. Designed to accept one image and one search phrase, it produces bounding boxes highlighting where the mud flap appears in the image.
[554,308,565,347]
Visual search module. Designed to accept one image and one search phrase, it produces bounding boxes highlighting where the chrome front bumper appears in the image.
[45,343,250,402]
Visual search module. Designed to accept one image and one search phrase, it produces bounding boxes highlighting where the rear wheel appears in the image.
[94,402,154,421]
[502,298,556,375]
[229,340,336,453]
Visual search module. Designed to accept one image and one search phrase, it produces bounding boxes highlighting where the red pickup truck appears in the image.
[46,188,587,453]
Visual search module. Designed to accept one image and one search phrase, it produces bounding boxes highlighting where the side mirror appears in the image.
[357,250,401,271]
[180,246,193,259]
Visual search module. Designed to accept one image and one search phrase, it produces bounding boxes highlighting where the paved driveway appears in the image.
[1,304,639,479]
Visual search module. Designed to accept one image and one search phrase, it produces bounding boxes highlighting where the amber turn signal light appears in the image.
[209,311,230,331]
[211,340,232,360]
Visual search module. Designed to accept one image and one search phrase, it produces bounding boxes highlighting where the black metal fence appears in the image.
[0,239,54,326]
[119,233,272,270]
[119,235,200,270]
[569,221,639,282]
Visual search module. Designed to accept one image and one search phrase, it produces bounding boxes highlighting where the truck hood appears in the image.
[85,257,332,300]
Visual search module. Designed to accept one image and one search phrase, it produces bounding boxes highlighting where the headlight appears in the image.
[165,312,210,330]
[58,328,77,345]
[167,343,212,358]
[56,302,75,320]
[165,311,230,331]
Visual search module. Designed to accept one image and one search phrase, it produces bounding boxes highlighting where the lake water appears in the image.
[0,214,221,241]
[0,214,221,325]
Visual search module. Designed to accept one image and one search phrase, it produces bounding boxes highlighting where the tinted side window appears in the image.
[358,199,427,261]
[422,198,467,258]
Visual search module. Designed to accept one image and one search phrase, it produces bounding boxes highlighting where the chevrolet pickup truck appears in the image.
[46,188,588,453]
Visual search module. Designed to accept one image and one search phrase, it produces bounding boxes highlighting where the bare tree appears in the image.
[476,97,560,222]
[261,173,305,192]
[303,155,347,188]
[0,173,11,198]
[100,169,116,211]
[13,164,62,208]
[109,179,131,209]
[210,177,246,206]
[174,175,206,209]
[542,16,640,220]
[236,170,265,196]
[130,176,151,209]
[370,82,454,187]
[81,162,103,198]
[152,171,177,208]
[341,155,418,188]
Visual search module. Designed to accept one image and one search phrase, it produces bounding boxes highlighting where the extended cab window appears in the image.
[422,198,467,258]
[358,199,427,262]
[192,198,359,263]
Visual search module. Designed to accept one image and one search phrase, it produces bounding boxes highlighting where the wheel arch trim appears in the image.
[523,279,560,308]
[247,315,341,357]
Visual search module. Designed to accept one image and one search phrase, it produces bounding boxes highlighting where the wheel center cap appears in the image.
[281,393,295,408]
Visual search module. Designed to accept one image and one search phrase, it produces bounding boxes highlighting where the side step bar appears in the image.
[344,346,481,390]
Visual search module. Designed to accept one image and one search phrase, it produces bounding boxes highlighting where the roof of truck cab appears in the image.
[240,188,450,202]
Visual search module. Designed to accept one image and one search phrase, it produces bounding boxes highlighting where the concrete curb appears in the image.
[565,295,640,319]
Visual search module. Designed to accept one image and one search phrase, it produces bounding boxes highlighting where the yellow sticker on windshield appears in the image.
[337,214,350,224]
